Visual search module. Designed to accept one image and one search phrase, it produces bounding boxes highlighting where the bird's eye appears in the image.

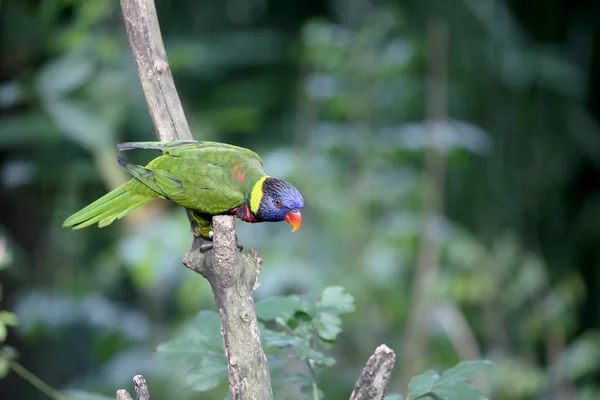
[274,199,282,207]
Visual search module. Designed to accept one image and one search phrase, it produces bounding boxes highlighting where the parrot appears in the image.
[62,140,304,250]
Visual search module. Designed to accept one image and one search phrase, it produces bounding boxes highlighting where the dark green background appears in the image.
[0,0,599,399]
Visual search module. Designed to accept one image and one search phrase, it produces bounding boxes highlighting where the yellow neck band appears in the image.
[250,176,269,213]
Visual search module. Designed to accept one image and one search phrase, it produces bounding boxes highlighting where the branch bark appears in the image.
[120,0,191,142]
[183,216,272,398]
[117,1,273,399]
[116,375,150,400]
[350,345,396,400]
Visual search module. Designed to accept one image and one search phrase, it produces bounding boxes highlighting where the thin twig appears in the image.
[4,354,64,400]
[306,359,319,400]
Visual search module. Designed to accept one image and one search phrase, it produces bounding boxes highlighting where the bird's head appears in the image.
[251,177,304,231]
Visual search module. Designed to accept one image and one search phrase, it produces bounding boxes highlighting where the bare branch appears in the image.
[350,345,396,400]
[117,1,273,399]
[133,375,151,400]
[183,216,273,399]
[120,0,192,142]
[115,375,150,400]
[116,389,134,400]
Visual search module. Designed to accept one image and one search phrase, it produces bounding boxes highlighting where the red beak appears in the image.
[284,210,302,232]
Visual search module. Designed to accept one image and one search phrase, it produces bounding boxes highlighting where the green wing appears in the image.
[120,144,265,215]
[153,165,245,214]
[118,140,264,165]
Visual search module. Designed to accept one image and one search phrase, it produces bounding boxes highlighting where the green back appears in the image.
[127,141,266,214]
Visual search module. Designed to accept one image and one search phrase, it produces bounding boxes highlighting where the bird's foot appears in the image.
[199,232,243,253]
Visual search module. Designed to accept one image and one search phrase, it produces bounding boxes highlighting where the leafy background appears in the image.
[0,0,599,399]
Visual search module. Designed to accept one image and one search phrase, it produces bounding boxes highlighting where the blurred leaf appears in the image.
[437,360,492,385]
[434,381,487,400]
[289,338,335,366]
[64,391,115,400]
[157,312,223,363]
[320,286,356,314]
[0,114,60,148]
[316,312,342,341]
[491,358,547,398]
[43,99,113,151]
[553,331,600,381]
[384,395,405,400]
[0,357,9,379]
[407,370,440,400]
[156,337,221,363]
[36,50,95,98]
[256,296,303,321]
[0,323,6,342]
[407,361,490,400]
[0,311,18,326]
[193,311,224,348]
[186,357,228,392]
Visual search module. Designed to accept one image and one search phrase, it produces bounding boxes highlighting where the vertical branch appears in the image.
[398,18,448,389]
[120,0,192,142]
[183,216,273,399]
[117,1,273,399]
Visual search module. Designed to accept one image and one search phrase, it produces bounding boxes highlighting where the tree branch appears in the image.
[117,1,273,399]
[349,345,396,400]
[116,375,149,400]
[120,0,192,142]
[183,216,272,398]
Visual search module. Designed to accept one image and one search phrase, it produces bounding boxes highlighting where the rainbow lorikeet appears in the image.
[63,140,304,250]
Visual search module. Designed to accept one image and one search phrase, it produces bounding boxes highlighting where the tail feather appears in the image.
[63,181,154,229]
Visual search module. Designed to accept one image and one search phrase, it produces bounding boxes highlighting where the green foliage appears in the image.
[157,286,490,400]
[382,360,491,400]
[64,391,115,400]
[156,311,227,392]
[156,286,354,397]
[0,239,17,379]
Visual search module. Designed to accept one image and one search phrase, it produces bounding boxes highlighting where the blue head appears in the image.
[255,178,304,230]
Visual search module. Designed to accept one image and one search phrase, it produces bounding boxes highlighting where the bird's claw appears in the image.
[198,234,243,253]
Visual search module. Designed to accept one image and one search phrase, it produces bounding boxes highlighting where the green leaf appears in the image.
[193,310,224,348]
[434,381,487,400]
[285,337,335,366]
[256,296,303,321]
[262,329,304,350]
[407,370,440,400]
[156,337,221,363]
[437,360,491,386]
[320,286,355,314]
[0,323,6,342]
[0,357,8,378]
[317,312,342,341]
[287,310,313,330]
[0,311,18,326]
[186,356,228,391]
[36,51,95,98]
[384,395,405,400]
[64,391,115,400]
[43,99,113,151]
